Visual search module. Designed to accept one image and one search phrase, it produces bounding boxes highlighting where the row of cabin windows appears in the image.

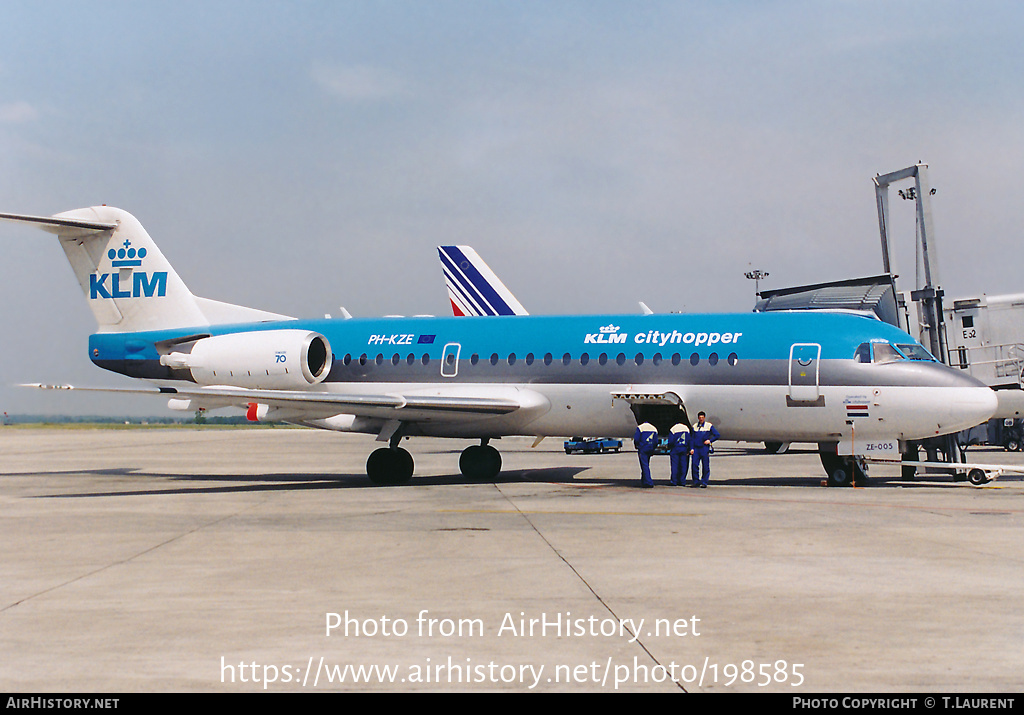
[341,352,741,367]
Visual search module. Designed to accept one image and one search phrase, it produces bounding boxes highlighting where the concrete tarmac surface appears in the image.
[1,426,1022,692]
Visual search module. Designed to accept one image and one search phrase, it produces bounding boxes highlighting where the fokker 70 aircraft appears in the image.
[0,206,998,486]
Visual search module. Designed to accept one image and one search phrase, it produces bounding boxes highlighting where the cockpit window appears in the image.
[856,341,935,364]
[871,342,903,364]
[896,344,936,361]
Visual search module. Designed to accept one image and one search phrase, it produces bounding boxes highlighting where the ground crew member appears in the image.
[633,421,659,488]
[667,422,691,486]
[690,411,720,488]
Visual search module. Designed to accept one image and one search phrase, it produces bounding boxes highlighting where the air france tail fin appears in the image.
[0,206,290,333]
[438,245,528,317]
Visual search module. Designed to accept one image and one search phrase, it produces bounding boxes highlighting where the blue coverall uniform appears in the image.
[667,423,691,486]
[633,422,659,488]
[690,420,720,487]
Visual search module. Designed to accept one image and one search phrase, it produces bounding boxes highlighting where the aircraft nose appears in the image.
[949,383,998,431]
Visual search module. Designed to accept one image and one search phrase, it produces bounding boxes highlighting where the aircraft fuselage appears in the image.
[88,311,996,444]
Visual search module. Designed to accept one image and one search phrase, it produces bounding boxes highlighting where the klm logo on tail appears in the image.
[89,240,167,299]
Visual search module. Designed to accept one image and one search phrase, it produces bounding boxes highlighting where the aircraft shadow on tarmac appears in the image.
[23,454,1017,498]
[29,465,594,498]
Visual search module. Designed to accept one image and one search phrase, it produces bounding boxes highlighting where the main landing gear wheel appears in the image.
[366,447,414,486]
[460,444,502,481]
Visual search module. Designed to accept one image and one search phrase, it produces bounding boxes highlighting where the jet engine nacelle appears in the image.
[162,329,333,389]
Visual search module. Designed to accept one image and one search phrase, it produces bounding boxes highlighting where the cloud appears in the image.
[0,101,38,124]
[310,63,407,102]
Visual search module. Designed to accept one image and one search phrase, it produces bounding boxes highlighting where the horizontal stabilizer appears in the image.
[0,211,117,236]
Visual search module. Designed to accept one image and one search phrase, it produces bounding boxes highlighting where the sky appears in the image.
[1,0,1023,415]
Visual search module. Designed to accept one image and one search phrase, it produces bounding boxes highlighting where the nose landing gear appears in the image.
[818,447,869,487]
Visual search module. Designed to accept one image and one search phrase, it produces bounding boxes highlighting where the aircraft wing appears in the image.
[23,383,536,423]
[169,385,527,422]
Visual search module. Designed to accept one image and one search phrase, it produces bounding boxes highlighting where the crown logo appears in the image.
[108,239,147,268]
[600,324,620,333]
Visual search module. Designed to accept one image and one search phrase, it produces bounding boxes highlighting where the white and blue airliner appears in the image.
[1,206,998,486]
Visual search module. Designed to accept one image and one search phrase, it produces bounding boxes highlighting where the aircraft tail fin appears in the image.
[438,245,528,317]
[0,206,290,333]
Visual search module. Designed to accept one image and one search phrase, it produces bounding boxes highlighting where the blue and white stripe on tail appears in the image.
[438,245,528,317]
